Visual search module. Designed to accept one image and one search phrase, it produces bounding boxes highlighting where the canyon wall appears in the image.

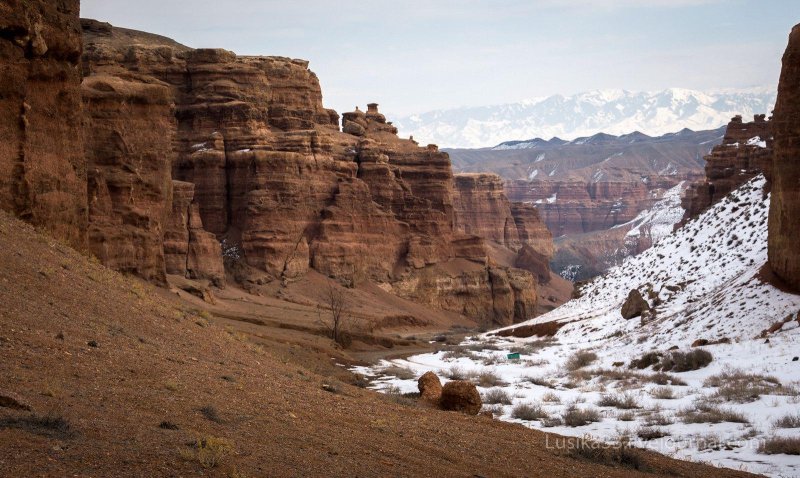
[453,173,519,249]
[769,23,800,291]
[681,115,772,225]
[0,3,555,325]
[78,21,553,324]
[0,0,87,249]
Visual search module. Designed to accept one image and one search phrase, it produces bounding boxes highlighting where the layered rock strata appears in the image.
[0,0,87,249]
[769,24,800,291]
[0,8,558,325]
[681,115,773,224]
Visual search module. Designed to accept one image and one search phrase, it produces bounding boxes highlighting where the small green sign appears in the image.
[507,352,521,360]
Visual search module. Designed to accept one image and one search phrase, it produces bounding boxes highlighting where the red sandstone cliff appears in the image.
[769,23,800,292]
[0,0,87,249]
[0,4,557,326]
[681,115,772,225]
[78,21,555,324]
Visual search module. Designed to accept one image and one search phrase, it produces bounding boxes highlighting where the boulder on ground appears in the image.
[417,371,442,403]
[621,289,649,319]
[439,380,482,415]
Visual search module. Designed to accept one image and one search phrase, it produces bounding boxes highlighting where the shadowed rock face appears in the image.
[769,23,800,292]
[681,115,773,225]
[83,75,174,284]
[0,0,87,249]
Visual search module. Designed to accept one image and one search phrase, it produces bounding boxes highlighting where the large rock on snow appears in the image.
[769,23,800,292]
[439,380,482,415]
[621,289,649,319]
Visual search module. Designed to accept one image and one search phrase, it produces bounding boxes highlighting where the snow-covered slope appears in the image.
[356,176,800,477]
[396,87,776,148]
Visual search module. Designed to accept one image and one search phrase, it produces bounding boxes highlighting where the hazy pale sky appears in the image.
[81,0,799,117]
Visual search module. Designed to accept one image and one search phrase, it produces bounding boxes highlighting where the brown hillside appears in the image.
[0,212,757,477]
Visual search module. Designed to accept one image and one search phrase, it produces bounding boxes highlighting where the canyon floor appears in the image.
[0,211,762,478]
[362,177,800,477]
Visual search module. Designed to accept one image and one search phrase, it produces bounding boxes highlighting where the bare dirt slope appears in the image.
[0,212,757,477]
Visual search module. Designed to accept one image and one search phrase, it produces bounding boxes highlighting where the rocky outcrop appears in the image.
[391,262,536,326]
[681,115,772,224]
[510,203,554,257]
[769,24,800,292]
[0,12,559,325]
[506,179,656,237]
[0,0,87,249]
[453,173,519,249]
[310,178,408,285]
[165,181,225,286]
[82,74,174,283]
[417,371,443,404]
[621,289,649,319]
[439,380,482,415]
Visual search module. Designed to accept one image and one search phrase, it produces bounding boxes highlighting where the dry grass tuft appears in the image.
[758,436,800,455]
[566,350,598,371]
[511,402,549,421]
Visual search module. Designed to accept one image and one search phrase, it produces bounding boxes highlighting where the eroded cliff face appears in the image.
[0,4,555,325]
[0,0,87,249]
[769,24,800,291]
[453,173,520,249]
[82,74,174,283]
[78,21,555,324]
[505,179,662,236]
[681,115,772,225]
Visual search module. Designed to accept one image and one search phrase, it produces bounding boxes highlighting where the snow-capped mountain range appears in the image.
[394,87,776,148]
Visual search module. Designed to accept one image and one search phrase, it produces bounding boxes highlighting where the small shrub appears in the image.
[774,413,800,428]
[483,403,505,416]
[159,421,179,430]
[566,350,598,371]
[758,436,800,455]
[199,405,223,423]
[637,426,669,441]
[568,438,645,471]
[563,404,602,427]
[659,349,712,372]
[512,402,549,421]
[446,366,471,380]
[482,388,512,405]
[596,393,641,410]
[650,386,676,399]
[647,372,686,386]
[521,375,554,388]
[541,416,563,427]
[630,351,662,370]
[644,411,674,426]
[704,369,792,403]
[540,391,561,403]
[383,386,418,407]
[441,348,479,361]
[381,365,416,380]
[678,402,749,424]
[181,436,233,468]
[475,370,504,387]
[0,412,73,438]
[617,410,636,421]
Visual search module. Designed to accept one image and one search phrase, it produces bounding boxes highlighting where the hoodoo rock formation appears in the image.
[681,115,773,225]
[769,23,800,292]
[0,4,558,326]
[0,0,87,249]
